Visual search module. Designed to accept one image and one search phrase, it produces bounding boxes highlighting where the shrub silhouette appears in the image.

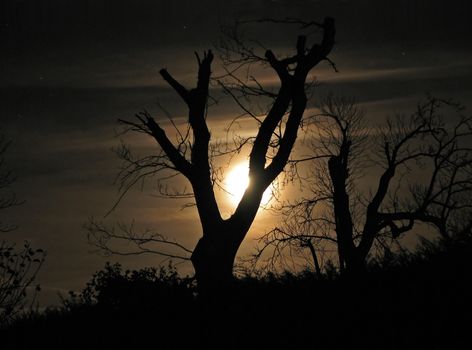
[69,262,195,310]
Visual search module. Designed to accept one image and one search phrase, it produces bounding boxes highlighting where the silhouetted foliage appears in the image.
[2,234,472,349]
[0,242,45,325]
[65,262,194,310]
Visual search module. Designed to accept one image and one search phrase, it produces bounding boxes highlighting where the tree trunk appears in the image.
[344,250,367,276]
[328,154,359,276]
[305,239,322,277]
[190,232,241,298]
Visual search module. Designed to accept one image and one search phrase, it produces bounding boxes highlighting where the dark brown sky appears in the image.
[1,0,472,306]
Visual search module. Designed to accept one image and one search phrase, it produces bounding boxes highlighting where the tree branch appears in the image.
[85,219,192,261]
[159,69,190,104]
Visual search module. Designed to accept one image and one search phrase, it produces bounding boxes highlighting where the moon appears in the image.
[225,163,272,206]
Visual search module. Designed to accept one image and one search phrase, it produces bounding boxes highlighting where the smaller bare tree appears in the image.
[254,96,472,275]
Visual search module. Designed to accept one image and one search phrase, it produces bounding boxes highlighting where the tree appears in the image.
[0,131,45,325]
[255,96,472,275]
[88,18,336,293]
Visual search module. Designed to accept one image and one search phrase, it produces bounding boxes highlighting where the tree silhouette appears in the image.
[254,96,472,275]
[88,18,336,293]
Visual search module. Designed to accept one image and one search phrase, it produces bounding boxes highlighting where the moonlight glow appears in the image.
[225,163,272,206]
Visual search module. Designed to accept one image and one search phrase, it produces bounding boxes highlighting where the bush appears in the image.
[0,241,45,325]
[66,262,195,311]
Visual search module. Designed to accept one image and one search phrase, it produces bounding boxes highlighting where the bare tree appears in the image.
[88,18,336,293]
[255,96,472,275]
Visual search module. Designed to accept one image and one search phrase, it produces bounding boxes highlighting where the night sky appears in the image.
[1,0,472,306]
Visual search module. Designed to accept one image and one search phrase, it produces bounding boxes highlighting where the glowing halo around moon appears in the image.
[224,163,272,206]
